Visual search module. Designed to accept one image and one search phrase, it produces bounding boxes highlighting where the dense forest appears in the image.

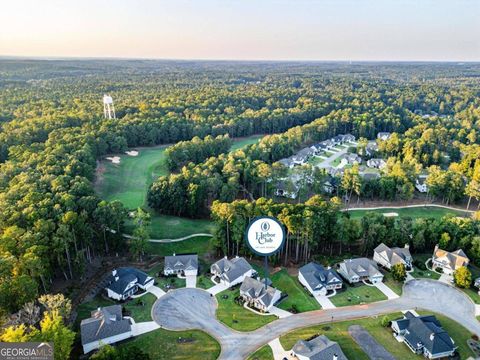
[0,60,480,346]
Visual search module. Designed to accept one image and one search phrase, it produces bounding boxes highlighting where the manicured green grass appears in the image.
[196,274,215,289]
[307,156,324,166]
[346,206,467,220]
[124,215,215,239]
[215,288,277,331]
[461,286,480,304]
[123,293,156,322]
[382,271,404,296]
[95,145,168,209]
[247,345,274,360]
[230,135,263,152]
[119,328,221,360]
[418,311,475,359]
[270,269,320,312]
[146,236,212,257]
[330,283,387,307]
[331,157,343,167]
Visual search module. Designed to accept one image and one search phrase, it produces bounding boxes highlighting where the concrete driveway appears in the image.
[374,282,399,299]
[186,275,197,288]
[150,279,480,360]
[313,294,336,309]
[348,325,395,360]
[207,283,229,295]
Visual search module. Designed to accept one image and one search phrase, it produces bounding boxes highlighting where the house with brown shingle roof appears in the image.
[431,245,469,275]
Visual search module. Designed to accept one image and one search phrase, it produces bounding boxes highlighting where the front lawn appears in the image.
[461,286,480,304]
[410,267,441,280]
[119,328,221,360]
[247,345,274,360]
[215,288,277,331]
[330,283,387,307]
[196,274,215,289]
[382,271,404,296]
[123,293,156,322]
[270,269,320,313]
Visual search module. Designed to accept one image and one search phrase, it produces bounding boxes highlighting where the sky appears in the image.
[0,0,479,61]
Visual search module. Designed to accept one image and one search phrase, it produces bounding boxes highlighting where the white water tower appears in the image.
[103,94,116,119]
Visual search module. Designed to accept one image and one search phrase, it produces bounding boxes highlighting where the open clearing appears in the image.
[346,206,468,220]
[94,135,262,238]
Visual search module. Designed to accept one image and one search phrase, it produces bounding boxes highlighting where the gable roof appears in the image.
[393,311,455,356]
[433,246,469,271]
[105,267,153,295]
[374,243,412,266]
[164,254,198,272]
[299,262,343,291]
[80,305,131,345]
[212,257,253,283]
[340,258,383,279]
[240,277,281,308]
[292,335,348,360]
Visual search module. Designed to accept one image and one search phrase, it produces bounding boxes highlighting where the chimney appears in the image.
[333,354,338,360]
[404,244,410,249]
[224,255,227,259]
[112,269,117,276]
[434,244,439,253]
[430,333,435,341]
[173,252,176,256]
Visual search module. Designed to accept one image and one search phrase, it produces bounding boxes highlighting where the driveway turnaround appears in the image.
[186,275,197,288]
[268,338,291,360]
[151,280,480,359]
[313,294,336,309]
[269,306,292,318]
[147,285,166,298]
[131,321,160,336]
[374,282,399,299]
[348,325,395,360]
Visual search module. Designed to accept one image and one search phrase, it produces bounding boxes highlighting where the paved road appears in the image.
[151,280,480,359]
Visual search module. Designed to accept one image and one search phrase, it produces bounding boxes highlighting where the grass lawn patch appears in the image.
[417,311,476,359]
[461,286,480,304]
[346,206,467,220]
[331,157,343,167]
[410,267,441,280]
[308,156,324,167]
[124,215,215,239]
[382,271,404,296]
[230,135,263,152]
[330,283,387,307]
[215,288,277,331]
[270,269,320,313]
[123,293,156,322]
[119,328,220,360]
[146,236,212,257]
[247,345,274,360]
[197,274,215,289]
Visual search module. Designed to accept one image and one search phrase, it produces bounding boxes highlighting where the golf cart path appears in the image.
[122,232,213,243]
[343,203,475,213]
[151,279,480,360]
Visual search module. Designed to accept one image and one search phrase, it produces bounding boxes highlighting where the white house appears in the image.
[298,262,343,296]
[431,245,469,276]
[105,268,154,301]
[337,258,384,284]
[377,132,391,141]
[366,158,386,169]
[211,256,254,287]
[80,305,133,354]
[164,254,198,276]
[373,243,412,270]
[240,277,281,312]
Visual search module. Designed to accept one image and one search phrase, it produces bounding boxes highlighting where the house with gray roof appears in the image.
[337,258,384,284]
[374,243,413,270]
[275,179,299,199]
[105,267,154,301]
[366,158,386,169]
[211,256,254,287]
[344,153,362,165]
[415,175,428,193]
[240,277,281,312]
[291,334,348,360]
[391,311,456,359]
[80,305,132,353]
[298,262,343,296]
[164,254,198,276]
[377,132,391,141]
[278,157,295,169]
[292,147,315,166]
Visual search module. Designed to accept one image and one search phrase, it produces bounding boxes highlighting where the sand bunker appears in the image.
[106,156,121,164]
[383,212,399,217]
[125,150,139,156]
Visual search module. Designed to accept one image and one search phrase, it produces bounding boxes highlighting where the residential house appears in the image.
[211,256,254,287]
[365,142,379,156]
[337,258,384,284]
[164,254,198,276]
[240,277,281,312]
[292,147,315,166]
[431,245,469,275]
[377,132,391,141]
[415,175,428,193]
[278,157,295,169]
[105,268,154,301]
[391,311,456,359]
[275,179,299,199]
[475,277,480,290]
[80,305,133,353]
[291,335,348,360]
[298,262,343,296]
[374,243,412,270]
[366,158,386,169]
[344,153,362,165]
[340,133,356,143]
